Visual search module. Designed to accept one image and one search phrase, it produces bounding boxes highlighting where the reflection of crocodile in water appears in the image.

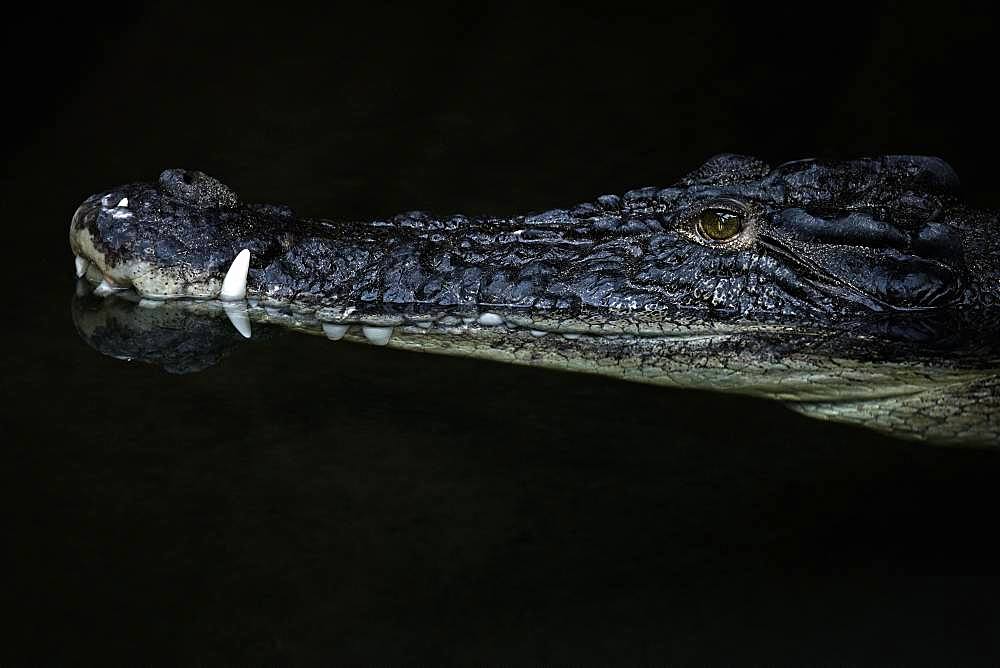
[70,155,1000,445]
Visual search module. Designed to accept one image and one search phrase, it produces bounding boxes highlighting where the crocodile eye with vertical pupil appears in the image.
[698,208,744,241]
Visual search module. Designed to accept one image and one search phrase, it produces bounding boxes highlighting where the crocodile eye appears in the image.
[698,208,743,241]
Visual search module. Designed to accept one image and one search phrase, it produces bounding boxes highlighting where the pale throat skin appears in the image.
[70,155,1000,446]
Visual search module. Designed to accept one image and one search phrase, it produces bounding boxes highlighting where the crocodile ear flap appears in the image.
[159,169,241,209]
[679,154,772,186]
[881,156,961,194]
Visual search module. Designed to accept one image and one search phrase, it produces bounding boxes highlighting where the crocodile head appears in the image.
[69,155,999,327]
[69,156,1000,444]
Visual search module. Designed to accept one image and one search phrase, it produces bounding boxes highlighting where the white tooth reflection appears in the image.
[322,323,349,341]
[116,197,129,208]
[362,325,393,346]
[74,256,89,277]
[93,278,122,297]
[223,303,252,338]
[220,249,250,301]
[478,312,504,326]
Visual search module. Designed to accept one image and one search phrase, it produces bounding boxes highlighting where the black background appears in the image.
[5,2,1000,663]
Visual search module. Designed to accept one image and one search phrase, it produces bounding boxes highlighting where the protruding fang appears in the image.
[74,256,89,277]
[223,303,252,338]
[322,323,349,340]
[362,325,393,346]
[478,312,504,326]
[116,197,129,208]
[93,278,123,297]
[220,249,250,301]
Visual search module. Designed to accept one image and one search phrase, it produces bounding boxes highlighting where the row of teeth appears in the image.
[315,318,565,346]
[224,308,573,342]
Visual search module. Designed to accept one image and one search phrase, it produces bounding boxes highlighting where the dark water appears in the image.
[6,4,1000,663]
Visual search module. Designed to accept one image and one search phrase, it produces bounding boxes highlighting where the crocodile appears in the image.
[69,155,1000,445]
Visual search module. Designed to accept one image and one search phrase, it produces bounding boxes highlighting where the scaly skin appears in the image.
[69,155,1000,445]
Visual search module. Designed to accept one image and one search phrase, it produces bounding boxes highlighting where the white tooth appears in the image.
[362,325,393,346]
[93,278,122,297]
[220,249,250,301]
[562,333,581,340]
[117,197,129,208]
[223,303,252,338]
[74,256,89,277]
[138,298,164,309]
[322,323,349,340]
[478,312,504,326]
[529,329,547,337]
